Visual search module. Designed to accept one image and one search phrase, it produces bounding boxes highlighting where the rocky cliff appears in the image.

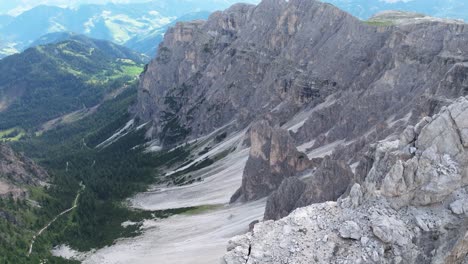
[264,156,354,220]
[134,1,468,262]
[137,0,468,150]
[230,120,315,202]
[224,97,468,264]
[0,144,48,199]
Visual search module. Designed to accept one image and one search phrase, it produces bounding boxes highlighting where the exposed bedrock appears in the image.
[137,0,468,151]
[224,96,468,264]
[264,156,354,220]
[230,120,315,203]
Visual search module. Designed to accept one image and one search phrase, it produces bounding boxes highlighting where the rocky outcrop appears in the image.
[230,120,314,202]
[263,177,306,220]
[224,97,468,264]
[0,144,48,199]
[264,156,354,220]
[296,157,354,207]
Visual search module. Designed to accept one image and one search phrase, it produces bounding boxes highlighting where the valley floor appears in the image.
[53,131,266,263]
[83,200,265,264]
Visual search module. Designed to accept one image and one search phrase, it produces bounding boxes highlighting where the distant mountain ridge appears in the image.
[323,0,467,21]
[0,0,259,58]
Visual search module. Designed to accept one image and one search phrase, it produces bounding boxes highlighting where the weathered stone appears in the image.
[264,177,306,220]
[339,221,361,240]
[295,157,354,208]
[232,120,313,202]
[371,215,409,246]
[225,97,468,264]
[447,97,468,148]
[450,199,468,215]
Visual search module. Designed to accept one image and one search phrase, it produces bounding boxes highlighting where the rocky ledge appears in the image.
[224,96,468,264]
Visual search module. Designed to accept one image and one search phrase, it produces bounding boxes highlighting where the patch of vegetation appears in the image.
[181,204,223,215]
[0,127,25,142]
[364,20,394,27]
[0,37,144,131]
[198,146,211,156]
[2,85,197,262]
[0,195,77,264]
[215,132,228,143]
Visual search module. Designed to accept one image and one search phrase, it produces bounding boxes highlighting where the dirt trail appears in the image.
[28,183,85,256]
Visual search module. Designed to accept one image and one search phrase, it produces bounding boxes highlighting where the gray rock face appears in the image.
[296,157,354,207]
[231,120,313,202]
[263,156,354,220]
[263,177,306,220]
[0,144,48,198]
[224,97,468,264]
[137,0,468,151]
[362,97,468,208]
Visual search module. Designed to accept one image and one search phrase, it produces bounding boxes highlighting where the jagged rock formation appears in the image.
[295,157,354,207]
[224,97,468,264]
[137,0,468,151]
[0,144,48,199]
[230,120,314,202]
[263,177,306,220]
[264,156,354,220]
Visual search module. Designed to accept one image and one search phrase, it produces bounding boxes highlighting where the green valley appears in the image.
[0,35,145,132]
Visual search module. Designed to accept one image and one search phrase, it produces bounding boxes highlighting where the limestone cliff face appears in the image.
[137,0,468,149]
[230,120,314,202]
[0,144,48,199]
[224,97,468,264]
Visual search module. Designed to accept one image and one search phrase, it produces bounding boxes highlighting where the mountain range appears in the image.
[323,0,468,20]
[0,0,259,58]
[1,0,467,59]
[0,0,468,263]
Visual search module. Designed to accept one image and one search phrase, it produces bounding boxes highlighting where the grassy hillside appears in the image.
[0,35,145,133]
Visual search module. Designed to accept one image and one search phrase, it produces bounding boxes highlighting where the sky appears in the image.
[0,0,153,15]
[1,0,413,16]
